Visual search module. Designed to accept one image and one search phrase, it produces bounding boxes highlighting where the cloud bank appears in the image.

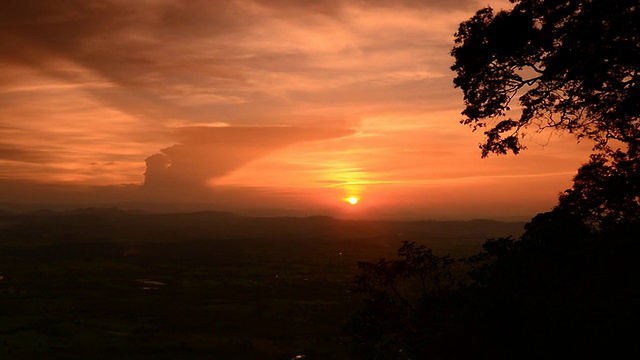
[0,0,593,219]
[143,125,355,189]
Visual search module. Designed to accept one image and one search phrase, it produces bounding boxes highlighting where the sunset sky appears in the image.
[0,0,593,220]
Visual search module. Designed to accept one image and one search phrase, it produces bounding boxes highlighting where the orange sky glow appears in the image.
[0,0,593,220]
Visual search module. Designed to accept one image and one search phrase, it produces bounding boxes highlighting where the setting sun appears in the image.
[0,0,597,221]
[346,196,359,205]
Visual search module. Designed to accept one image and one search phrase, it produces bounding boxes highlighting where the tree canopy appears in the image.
[347,2,639,358]
[451,0,640,157]
[555,148,640,230]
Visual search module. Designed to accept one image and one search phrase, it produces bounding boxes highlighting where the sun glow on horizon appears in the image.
[346,196,359,205]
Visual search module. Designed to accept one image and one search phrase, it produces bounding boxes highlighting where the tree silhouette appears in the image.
[348,1,639,358]
[347,241,457,360]
[556,148,640,231]
[451,0,639,157]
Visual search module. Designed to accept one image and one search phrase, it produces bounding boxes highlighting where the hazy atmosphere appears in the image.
[1,1,637,358]
[0,0,592,219]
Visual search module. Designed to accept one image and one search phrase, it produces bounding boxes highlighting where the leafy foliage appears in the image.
[556,148,640,230]
[348,1,639,358]
[348,216,638,359]
[347,241,457,359]
[451,0,640,157]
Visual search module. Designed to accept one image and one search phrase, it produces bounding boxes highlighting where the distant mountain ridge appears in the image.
[0,207,526,247]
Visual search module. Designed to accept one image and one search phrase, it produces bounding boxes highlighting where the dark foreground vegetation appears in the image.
[347,0,639,358]
[347,151,639,358]
[348,213,638,359]
[0,209,524,359]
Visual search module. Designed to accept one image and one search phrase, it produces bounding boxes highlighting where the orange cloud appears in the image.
[0,0,596,219]
[143,125,355,189]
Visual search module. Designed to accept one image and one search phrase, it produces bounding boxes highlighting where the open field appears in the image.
[0,209,524,359]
